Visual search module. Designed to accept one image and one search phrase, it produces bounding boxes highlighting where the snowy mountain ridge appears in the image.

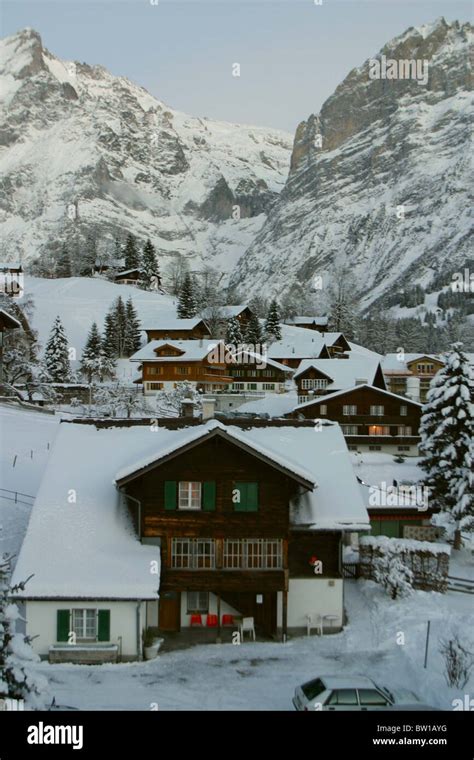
[0,28,292,273]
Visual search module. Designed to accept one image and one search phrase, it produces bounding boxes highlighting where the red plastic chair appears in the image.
[190,614,202,626]
[222,614,234,626]
[206,614,218,627]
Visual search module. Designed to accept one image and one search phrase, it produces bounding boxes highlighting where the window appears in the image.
[148,382,164,390]
[327,690,358,706]
[400,405,407,416]
[368,425,390,436]
[262,383,275,391]
[248,370,257,377]
[348,445,358,451]
[232,369,245,377]
[343,405,357,415]
[179,481,202,510]
[265,370,275,378]
[417,363,434,374]
[301,378,328,390]
[232,383,244,390]
[370,405,384,416]
[233,482,259,511]
[397,426,412,436]
[247,383,257,390]
[298,395,310,404]
[319,405,327,415]
[341,425,358,435]
[176,366,191,375]
[358,689,389,706]
[301,679,326,701]
[148,366,163,375]
[398,445,410,452]
[223,539,282,570]
[72,609,97,640]
[171,539,215,569]
[186,591,209,614]
[369,445,382,451]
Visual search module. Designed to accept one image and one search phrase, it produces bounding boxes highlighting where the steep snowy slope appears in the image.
[0,28,292,273]
[231,18,473,309]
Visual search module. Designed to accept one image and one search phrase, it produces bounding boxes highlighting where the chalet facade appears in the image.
[268,331,350,369]
[12,417,369,659]
[130,339,233,394]
[294,356,386,404]
[0,262,23,298]
[227,351,293,394]
[382,354,446,402]
[293,384,422,456]
[144,318,211,342]
[114,268,142,285]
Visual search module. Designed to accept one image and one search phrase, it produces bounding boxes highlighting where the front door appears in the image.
[159,591,181,631]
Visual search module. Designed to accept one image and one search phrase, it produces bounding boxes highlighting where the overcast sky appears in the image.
[2,0,471,133]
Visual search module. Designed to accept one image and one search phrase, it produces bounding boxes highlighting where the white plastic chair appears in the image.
[239,617,256,641]
[306,614,323,636]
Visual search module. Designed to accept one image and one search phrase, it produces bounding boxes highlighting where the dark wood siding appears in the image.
[289,531,341,577]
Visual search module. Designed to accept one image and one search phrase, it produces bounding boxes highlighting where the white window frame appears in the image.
[186,591,209,614]
[341,425,358,435]
[368,425,390,436]
[178,481,202,510]
[171,538,215,569]
[298,395,310,404]
[319,404,327,415]
[301,378,328,390]
[71,609,97,640]
[343,405,357,415]
[262,383,275,391]
[397,426,412,436]
[223,539,282,570]
[370,405,384,416]
[400,405,408,416]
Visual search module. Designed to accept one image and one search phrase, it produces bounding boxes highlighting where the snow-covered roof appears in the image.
[0,262,22,270]
[144,318,208,331]
[201,304,250,319]
[130,339,221,363]
[115,268,141,278]
[382,353,445,373]
[0,308,22,329]
[236,392,298,417]
[12,423,161,600]
[285,316,328,326]
[230,349,293,373]
[293,356,383,388]
[294,383,423,411]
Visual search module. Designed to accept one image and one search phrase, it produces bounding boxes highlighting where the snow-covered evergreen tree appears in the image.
[373,550,414,600]
[114,296,127,357]
[0,554,49,708]
[103,311,119,358]
[155,381,202,417]
[225,316,243,345]
[99,334,116,381]
[79,233,97,276]
[42,316,71,383]
[244,313,263,345]
[124,297,142,356]
[55,245,72,278]
[140,239,161,291]
[177,273,198,318]
[123,234,140,271]
[264,299,282,341]
[80,322,102,382]
[420,343,474,549]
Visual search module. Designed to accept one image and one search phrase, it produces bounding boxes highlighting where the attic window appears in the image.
[179,482,202,510]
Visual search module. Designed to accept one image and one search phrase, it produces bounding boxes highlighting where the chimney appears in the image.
[355,378,368,385]
[202,397,216,421]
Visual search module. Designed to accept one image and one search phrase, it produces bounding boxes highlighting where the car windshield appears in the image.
[376,684,394,703]
[301,678,326,701]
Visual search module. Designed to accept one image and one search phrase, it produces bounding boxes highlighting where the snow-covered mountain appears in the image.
[230,18,473,309]
[0,28,292,273]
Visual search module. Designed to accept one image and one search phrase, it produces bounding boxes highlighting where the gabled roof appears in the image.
[130,339,222,363]
[114,268,142,278]
[201,304,251,320]
[0,309,21,329]
[382,353,445,373]
[294,356,384,390]
[116,420,315,488]
[144,318,209,332]
[294,383,423,411]
[229,349,293,373]
[285,316,328,326]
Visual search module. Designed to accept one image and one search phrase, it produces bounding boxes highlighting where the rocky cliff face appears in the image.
[230,18,473,309]
[0,28,292,272]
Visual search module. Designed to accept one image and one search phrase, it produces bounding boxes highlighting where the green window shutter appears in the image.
[57,609,70,642]
[246,482,259,512]
[97,610,110,641]
[164,480,177,510]
[233,482,247,512]
[202,481,216,511]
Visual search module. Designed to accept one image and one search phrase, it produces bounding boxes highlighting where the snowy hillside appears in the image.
[231,18,473,308]
[0,28,292,274]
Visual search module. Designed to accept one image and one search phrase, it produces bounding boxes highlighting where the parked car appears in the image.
[293,676,439,711]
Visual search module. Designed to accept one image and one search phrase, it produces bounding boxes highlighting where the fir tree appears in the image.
[140,239,161,291]
[55,245,72,278]
[80,322,103,382]
[114,296,128,357]
[103,311,119,358]
[177,272,198,318]
[244,313,263,345]
[0,554,49,708]
[79,233,97,276]
[124,297,142,356]
[225,316,243,345]
[42,316,71,382]
[123,234,140,271]
[420,343,474,549]
[99,334,116,381]
[264,299,282,341]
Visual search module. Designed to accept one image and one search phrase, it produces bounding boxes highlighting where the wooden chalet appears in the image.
[268,332,350,369]
[130,339,233,395]
[114,268,142,285]
[227,350,293,394]
[284,316,329,333]
[382,353,446,402]
[144,318,211,342]
[294,356,386,404]
[293,384,422,456]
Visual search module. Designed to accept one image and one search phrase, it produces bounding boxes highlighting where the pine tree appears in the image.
[140,239,161,291]
[123,234,140,271]
[244,313,263,345]
[79,233,97,276]
[420,343,474,549]
[264,299,282,341]
[99,335,116,381]
[177,272,198,318]
[124,297,142,356]
[80,322,103,382]
[0,554,49,708]
[42,316,71,382]
[55,245,72,278]
[103,311,119,358]
[225,316,243,345]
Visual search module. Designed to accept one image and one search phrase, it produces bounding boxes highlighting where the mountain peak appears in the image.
[0,27,45,79]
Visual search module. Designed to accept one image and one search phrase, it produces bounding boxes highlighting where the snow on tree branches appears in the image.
[42,316,71,383]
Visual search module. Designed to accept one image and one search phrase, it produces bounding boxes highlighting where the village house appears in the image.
[293,384,422,456]
[11,415,369,661]
[284,316,329,333]
[268,330,350,369]
[130,339,233,394]
[294,356,386,404]
[356,476,436,540]
[201,304,254,335]
[114,268,142,285]
[227,349,293,394]
[381,353,446,402]
[144,318,211,342]
[0,262,23,298]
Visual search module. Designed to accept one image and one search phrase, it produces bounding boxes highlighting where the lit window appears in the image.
[368,425,390,436]
[178,481,202,510]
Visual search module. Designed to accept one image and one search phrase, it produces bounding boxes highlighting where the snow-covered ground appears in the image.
[33,570,474,711]
[350,451,423,485]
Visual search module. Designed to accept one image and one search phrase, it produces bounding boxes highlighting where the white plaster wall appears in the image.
[179,592,240,628]
[278,578,344,630]
[348,443,419,457]
[25,600,147,658]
